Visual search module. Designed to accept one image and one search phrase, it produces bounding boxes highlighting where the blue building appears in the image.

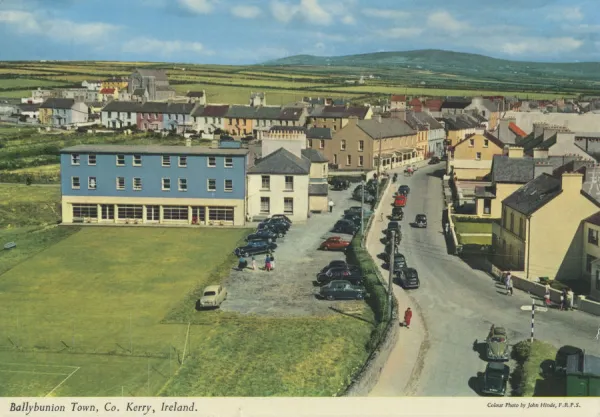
[59,142,249,226]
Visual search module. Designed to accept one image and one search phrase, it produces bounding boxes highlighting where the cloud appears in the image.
[427,11,464,33]
[231,5,261,19]
[499,37,583,55]
[270,0,354,26]
[341,15,355,25]
[375,27,423,39]
[178,0,216,14]
[0,10,119,44]
[362,9,410,20]
[122,37,214,56]
[546,6,583,21]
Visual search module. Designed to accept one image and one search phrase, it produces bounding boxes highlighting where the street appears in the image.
[368,163,600,396]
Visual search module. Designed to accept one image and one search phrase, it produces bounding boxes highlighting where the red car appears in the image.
[320,236,351,251]
[394,194,407,207]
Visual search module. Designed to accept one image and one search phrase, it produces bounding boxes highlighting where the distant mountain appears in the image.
[262,49,600,80]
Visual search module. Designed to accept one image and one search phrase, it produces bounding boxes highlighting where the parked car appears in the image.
[320,236,351,251]
[198,285,227,308]
[345,206,373,217]
[316,267,363,286]
[391,254,407,272]
[384,228,402,244]
[343,214,362,227]
[320,261,360,274]
[332,219,358,235]
[395,268,420,289]
[259,218,291,231]
[390,207,404,221]
[353,190,375,203]
[246,229,278,242]
[386,221,402,234]
[234,240,277,257]
[414,214,427,228]
[397,185,410,196]
[330,177,350,190]
[486,326,510,361]
[382,246,401,263]
[257,222,288,237]
[269,214,292,224]
[481,362,510,396]
[429,156,441,164]
[394,194,407,207]
[318,280,367,300]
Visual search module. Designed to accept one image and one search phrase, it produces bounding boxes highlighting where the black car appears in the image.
[316,267,363,286]
[320,261,360,274]
[318,280,367,301]
[333,219,358,235]
[382,247,401,263]
[391,254,407,272]
[344,206,372,218]
[343,214,362,227]
[481,362,510,396]
[331,178,350,190]
[234,240,277,257]
[415,214,427,228]
[257,222,288,237]
[397,185,410,196]
[260,218,291,230]
[270,214,292,224]
[386,221,401,234]
[384,229,402,244]
[396,267,420,289]
[390,207,404,221]
[429,156,441,164]
[246,229,278,242]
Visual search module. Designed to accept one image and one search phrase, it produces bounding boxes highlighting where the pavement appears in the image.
[368,162,600,396]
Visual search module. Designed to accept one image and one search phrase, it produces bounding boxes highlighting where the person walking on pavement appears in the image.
[251,255,256,271]
[265,254,271,271]
[328,199,334,213]
[507,276,514,296]
[403,307,413,329]
[504,271,512,293]
[444,222,449,235]
[544,283,551,306]
[567,288,574,310]
[270,253,275,270]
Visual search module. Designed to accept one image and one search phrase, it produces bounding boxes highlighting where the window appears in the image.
[208,156,216,167]
[333,154,338,165]
[260,197,270,214]
[308,139,313,148]
[127,112,131,118]
[510,212,514,232]
[207,178,216,191]
[179,156,187,167]
[518,218,524,238]
[284,197,293,214]
[285,176,294,191]
[261,175,270,190]
[71,177,80,189]
[484,139,489,148]
[163,206,189,221]
[225,157,233,168]
[133,177,142,191]
[483,198,491,215]
[100,204,114,220]
[224,179,233,192]
[162,156,171,167]
[358,156,364,167]
[502,207,507,228]
[116,155,125,166]
[358,140,364,151]
[146,205,159,221]
[346,155,352,165]
[72,204,97,219]
[469,139,474,147]
[589,228,599,246]
[71,154,80,165]
[208,206,234,222]
[341,140,346,150]
[586,255,597,273]
[133,155,142,166]
[88,154,96,165]
[179,178,188,192]
[162,178,171,191]
[320,140,325,149]
[117,205,142,220]
[88,177,97,190]
[116,177,125,190]
[475,152,482,160]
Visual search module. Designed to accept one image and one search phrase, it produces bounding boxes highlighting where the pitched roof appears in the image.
[254,106,282,119]
[408,98,422,106]
[100,88,115,94]
[441,99,472,109]
[411,111,444,129]
[226,105,258,118]
[491,155,543,183]
[390,95,406,102]
[301,148,328,163]
[40,98,75,109]
[60,144,248,156]
[140,102,170,113]
[247,147,310,175]
[480,98,499,112]
[164,103,196,114]
[18,103,40,112]
[509,122,527,138]
[134,69,168,81]
[192,104,229,117]
[102,101,142,112]
[424,99,443,111]
[456,132,504,150]
[309,183,329,196]
[357,118,416,139]
[186,91,205,97]
[132,88,147,96]
[279,107,304,121]
[585,212,600,227]
[503,174,562,215]
[307,127,332,139]
[310,105,370,119]
[442,114,481,130]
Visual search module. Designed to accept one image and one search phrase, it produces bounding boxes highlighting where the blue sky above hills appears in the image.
[0,0,598,63]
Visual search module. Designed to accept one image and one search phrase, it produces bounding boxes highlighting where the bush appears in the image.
[513,340,532,362]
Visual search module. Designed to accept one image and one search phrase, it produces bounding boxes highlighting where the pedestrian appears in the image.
[380,212,384,222]
[562,289,568,311]
[270,253,275,270]
[403,307,413,329]
[264,254,270,271]
[507,276,513,296]
[328,199,334,213]
[251,255,256,271]
[444,222,449,235]
[504,271,512,293]
[238,256,246,271]
[567,288,574,310]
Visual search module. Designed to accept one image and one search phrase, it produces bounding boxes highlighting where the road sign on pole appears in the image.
[530,299,535,343]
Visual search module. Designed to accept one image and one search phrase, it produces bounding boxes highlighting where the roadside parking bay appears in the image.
[221,188,369,317]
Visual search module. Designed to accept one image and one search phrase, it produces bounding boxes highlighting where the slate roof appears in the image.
[301,148,329,163]
[18,103,40,112]
[441,99,472,109]
[134,69,168,81]
[186,91,205,97]
[255,106,282,119]
[585,212,600,227]
[132,88,147,96]
[279,107,304,121]
[140,102,169,113]
[247,147,310,175]
[307,127,332,139]
[491,155,545,183]
[310,105,370,119]
[442,114,481,130]
[357,118,416,139]
[309,183,329,196]
[503,173,562,215]
[60,144,249,156]
[164,103,196,114]
[226,105,258,118]
[101,101,142,112]
[480,98,499,112]
[191,104,230,117]
[509,122,527,137]
[40,98,75,109]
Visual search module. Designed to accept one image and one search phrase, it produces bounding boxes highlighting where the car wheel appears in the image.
[241,252,247,257]
[326,295,335,301]
[323,246,328,250]
[356,293,364,300]
[278,232,284,238]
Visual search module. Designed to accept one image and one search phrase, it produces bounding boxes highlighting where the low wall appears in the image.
[447,204,460,255]
[578,297,600,316]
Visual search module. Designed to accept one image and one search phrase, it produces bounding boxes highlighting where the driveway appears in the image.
[368,163,600,396]
[220,187,367,317]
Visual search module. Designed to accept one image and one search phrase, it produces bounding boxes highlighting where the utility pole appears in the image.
[375,115,383,202]
[360,180,365,236]
[388,230,395,322]
[530,298,535,343]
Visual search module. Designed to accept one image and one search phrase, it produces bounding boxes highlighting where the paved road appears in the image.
[369,163,600,396]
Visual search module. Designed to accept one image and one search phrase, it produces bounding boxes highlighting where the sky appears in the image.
[0,0,599,64]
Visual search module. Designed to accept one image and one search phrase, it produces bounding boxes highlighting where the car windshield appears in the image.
[491,337,506,343]
[203,291,216,296]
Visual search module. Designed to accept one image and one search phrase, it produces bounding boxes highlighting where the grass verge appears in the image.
[511,339,560,397]
[453,219,493,235]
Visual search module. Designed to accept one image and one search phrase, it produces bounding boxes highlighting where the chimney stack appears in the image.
[507,146,524,159]
[533,161,553,178]
[561,172,584,194]
[533,148,549,159]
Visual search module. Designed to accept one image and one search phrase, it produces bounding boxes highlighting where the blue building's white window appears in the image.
[88,154,96,165]
[71,176,80,189]
[116,155,125,166]
[207,178,216,191]
[133,155,142,166]
[88,177,97,190]
[207,156,216,167]
[71,154,80,165]
[224,179,233,192]
[178,178,188,192]
[133,177,142,191]
[162,178,171,191]
[178,156,187,167]
[162,156,171,167]
[116,177,125,190]
[224,157,233,168]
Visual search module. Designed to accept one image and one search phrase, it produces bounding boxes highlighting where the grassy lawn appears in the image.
[0,184,61,228]
[0,227,374,396]
[0,78,67,89]
[457,235,491,245]
[453,220,493,235]
[0,90,35,98]
[520,340,561,397]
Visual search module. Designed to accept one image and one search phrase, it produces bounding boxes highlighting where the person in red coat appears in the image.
[404,307,413,329]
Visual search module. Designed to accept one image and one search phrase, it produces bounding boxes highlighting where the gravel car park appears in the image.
[220,188,367,317]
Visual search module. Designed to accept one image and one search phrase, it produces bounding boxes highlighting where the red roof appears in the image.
[508,122,527,137]
[424,99,442,111]
[408,98,422,106]
[391,95,406,102]
[100,88,115,94]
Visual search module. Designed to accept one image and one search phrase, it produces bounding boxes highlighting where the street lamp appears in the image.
[360,180,365,235]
